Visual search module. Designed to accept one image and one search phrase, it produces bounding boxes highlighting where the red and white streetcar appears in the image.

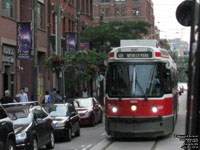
[105,46,178,137]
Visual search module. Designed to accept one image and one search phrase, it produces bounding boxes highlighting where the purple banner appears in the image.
[17,22,32,59]
[66,32,76,51]
[80,43,90,51]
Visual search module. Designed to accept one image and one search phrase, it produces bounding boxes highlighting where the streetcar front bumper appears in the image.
[105,115,174,138]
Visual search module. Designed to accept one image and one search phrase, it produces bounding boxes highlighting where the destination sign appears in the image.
[117,52,152,58]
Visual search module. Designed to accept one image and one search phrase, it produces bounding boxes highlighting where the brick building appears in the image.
[0,0,21,97]
[0,0,94,99]
[93,0,156,38]
[20,0,49,99]
[49,0,93,91]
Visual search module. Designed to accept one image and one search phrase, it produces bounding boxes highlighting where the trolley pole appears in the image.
[33,0,38,101]
[76,0,80,51]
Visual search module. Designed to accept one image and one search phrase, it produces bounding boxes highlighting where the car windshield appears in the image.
[106,62,162,98]
[76,99,93,108]
[7,110,32,125]
[48,105,68,117]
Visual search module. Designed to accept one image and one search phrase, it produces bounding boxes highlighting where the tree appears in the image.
[177,56,189,82]
[81,21,151,52]
[46,51,107,98]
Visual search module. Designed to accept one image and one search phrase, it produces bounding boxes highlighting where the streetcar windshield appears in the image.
[106,62,162,98]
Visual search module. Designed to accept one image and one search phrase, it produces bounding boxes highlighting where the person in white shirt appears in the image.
[16,88,29,103]
[82,88,88,98]
[44,91,50,103]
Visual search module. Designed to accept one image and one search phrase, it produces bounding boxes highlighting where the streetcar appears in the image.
[105,46,178,137]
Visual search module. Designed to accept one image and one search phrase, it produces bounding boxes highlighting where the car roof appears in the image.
[5,105,32,113]
[74,97,93,101]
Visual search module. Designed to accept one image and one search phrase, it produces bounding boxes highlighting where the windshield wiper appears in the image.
[135,75,148,101]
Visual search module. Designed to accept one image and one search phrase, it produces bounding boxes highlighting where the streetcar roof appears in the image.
[108,46,177,69]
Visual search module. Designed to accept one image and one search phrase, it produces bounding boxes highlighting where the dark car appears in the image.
[4,103,55,150]
[44,103,80,141]
[72,97,103,126]
[0,105,16,150]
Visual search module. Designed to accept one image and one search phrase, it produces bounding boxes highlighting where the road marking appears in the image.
[81,144,92,150]
[101,132,106,136]
[80,145,85,148]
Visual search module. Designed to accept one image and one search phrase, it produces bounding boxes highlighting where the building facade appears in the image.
[93,0,156,37]
[49,0,93,93]
[168,38,189,57]
[20,0,49,99]
[0,0,21,97]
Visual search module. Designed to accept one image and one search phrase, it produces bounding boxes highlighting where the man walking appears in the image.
[16,88,29,103]
[0,90,16,104]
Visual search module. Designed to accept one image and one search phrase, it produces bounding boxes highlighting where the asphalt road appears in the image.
[53,121,106,150]
[40,92,187,150]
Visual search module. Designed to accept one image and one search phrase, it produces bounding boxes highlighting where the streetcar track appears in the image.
[150,139,158,150]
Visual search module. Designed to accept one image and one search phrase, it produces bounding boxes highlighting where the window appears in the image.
[37,2,45,29]
[133,8,140,16]
[105,8,110,17]
[101,0,110,2]
[115,0,125,2]
[115,8,120,16]
[163,67,172,93]
[2,0,15,18]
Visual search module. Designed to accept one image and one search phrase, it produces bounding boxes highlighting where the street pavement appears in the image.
[40,92,187,150]
[52,121,106,150]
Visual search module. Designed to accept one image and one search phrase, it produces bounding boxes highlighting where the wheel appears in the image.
[75,123,81,137]
[91,115,96,127]
[65,128,72,141]
[99,112,103,123]
[5,139,15,150]
[31,137,38,150]
[46,131,55,149]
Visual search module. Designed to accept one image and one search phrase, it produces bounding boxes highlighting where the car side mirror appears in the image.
[35,118,44,124]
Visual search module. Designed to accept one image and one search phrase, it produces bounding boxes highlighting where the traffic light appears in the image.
[176,0,193,26]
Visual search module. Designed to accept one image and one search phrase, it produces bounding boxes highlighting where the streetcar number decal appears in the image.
[117,52,152,58]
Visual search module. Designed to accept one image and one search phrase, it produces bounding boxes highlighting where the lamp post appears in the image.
[76,0,81,51]
[33,0,38,101]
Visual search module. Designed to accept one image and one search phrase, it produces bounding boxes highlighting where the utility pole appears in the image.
[33,0,38,101]
[55,0,63,95]
[76,0,80,51]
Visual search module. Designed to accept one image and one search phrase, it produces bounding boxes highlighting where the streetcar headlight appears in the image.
[131,105,137,111]
[152,106,158,113]
[112,107,118,113]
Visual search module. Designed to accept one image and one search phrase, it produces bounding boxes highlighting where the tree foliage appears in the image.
[81,21,151,52]
[177,56,189,82]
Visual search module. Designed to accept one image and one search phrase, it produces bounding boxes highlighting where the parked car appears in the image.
[0,105,16,150]
[4,103,55,150]
[44,103,80,141]
[71,97,103,126]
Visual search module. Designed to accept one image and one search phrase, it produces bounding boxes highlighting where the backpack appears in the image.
[47,96,52,103]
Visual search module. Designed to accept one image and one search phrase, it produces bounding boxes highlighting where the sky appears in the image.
[152,0,191,43]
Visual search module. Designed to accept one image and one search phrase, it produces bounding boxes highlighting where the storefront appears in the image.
[2,45,16,97]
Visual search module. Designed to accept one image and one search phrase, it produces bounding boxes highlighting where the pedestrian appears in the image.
[50,88,57,103]
[82,88,88,98]
[0,90,16,104]
[16,88,29,103]
[56,90,62,103]
[44,91,50,103]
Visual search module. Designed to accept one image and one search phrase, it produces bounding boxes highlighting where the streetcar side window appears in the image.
[163,68,172,93]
